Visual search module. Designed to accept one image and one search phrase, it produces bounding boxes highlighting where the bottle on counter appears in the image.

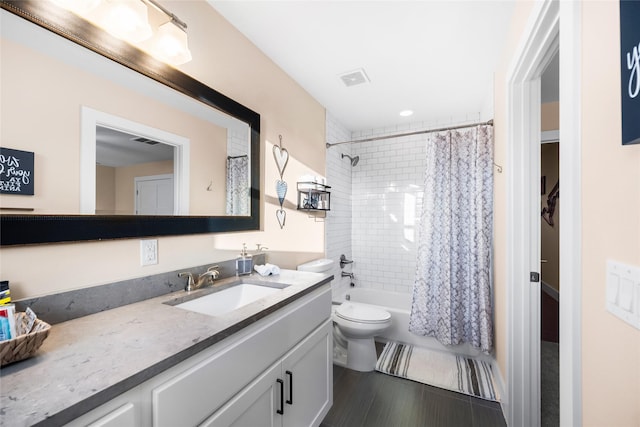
[236,243,253,276]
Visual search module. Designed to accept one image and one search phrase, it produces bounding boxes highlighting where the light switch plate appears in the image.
[140,239,158,266]
[606,260,640,330]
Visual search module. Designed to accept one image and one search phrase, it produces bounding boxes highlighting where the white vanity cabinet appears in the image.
[202,319,332,427]
[65,283,332,427]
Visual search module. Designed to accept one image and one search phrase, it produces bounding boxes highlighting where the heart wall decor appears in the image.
[272,134,289,179]
[276,209,286,229]
[276,180,288,206]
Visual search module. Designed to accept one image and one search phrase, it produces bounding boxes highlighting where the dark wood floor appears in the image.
[321,364,506,427]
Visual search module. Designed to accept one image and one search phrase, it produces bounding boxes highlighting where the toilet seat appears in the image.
[335,302,391,324]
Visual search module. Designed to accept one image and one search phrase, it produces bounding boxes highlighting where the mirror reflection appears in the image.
[96,126,175,215]
[1,9,251,217]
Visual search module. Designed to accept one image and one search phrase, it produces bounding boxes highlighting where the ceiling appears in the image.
[96,126,174,167]
[208,1,517,132]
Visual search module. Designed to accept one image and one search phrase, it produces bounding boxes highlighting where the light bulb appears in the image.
[98,0,152,43]
[150,21,192,65]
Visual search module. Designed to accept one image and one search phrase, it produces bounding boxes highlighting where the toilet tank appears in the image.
[296,258,334,273]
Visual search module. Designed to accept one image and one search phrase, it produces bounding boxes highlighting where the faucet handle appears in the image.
[178,272,196,291]
[207,265,220,279]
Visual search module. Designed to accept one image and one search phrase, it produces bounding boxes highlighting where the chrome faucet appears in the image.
[178,265,220,292]
[341,272,354,279]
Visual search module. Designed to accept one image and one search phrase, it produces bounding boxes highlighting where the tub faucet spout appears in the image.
[341,272,354,279]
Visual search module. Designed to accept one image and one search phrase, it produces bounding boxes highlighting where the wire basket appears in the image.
[0,312,51,366]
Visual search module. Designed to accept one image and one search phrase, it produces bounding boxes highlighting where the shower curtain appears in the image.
[225,155,249,215]
[409,125,494,353]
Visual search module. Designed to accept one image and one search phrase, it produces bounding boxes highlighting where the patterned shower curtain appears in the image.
[225,155,249,215]
[409,125,494,353]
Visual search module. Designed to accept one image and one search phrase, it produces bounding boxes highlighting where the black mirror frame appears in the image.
[0,1,261,246]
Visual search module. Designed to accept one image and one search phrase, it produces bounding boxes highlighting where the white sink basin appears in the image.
[174,284,284,317]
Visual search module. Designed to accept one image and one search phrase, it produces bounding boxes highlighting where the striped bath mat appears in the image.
[376,341,498,401]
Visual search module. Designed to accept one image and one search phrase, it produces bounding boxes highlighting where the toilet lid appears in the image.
[335,303,391,324]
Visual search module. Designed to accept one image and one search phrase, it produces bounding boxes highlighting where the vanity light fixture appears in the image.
[149,19,192,65]
[48,0,192,65]
[98,0,152,43]
[50,0,101,15]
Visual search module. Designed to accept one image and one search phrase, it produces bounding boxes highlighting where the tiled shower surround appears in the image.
[326,116,481,295]
[325,112,353,298]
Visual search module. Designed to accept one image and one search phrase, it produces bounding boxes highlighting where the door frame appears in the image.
[80,106,190,215]
[506,0,582,426]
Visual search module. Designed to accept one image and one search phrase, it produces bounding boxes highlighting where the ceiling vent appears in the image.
[131,136,160,145]
[339,68,370,87]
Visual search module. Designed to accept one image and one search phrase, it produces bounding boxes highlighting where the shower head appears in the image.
[341,153,360,167]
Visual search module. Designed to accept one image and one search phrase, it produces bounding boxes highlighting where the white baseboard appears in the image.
[492,359,509,422]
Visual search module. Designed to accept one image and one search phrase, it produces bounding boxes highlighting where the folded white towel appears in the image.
[253,263,281,276]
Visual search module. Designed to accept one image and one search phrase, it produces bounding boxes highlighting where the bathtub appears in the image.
[333,287,490,360]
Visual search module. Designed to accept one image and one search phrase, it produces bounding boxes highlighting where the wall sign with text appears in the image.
[621,0,640,145]
[0,147,34,195]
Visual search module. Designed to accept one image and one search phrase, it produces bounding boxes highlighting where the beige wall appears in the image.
[494,1,640,425]
[581,2,640,425]
[96,165,116,214]
[0,36,228,215]
[0,2,326,300]
[115,160,174,214]
[492,0,536,385]
[541,101,559,131]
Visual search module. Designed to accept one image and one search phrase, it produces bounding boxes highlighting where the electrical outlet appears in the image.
[140,239,158,266]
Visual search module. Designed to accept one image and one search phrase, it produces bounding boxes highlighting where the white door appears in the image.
[135,174,174,215]
[201,361,281,427]
[281,320,332,427]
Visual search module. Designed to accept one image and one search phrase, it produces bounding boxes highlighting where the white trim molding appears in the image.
[505,0,560,426]
[558,1,583,425]
[541,129,560,143]
[80,106,190,215]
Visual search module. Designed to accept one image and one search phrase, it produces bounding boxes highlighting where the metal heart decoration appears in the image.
[276,209,286,229]
[276,180,288,207]
[272,145,289,179]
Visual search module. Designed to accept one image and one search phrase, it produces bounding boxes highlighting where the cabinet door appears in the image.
[64,385,145,427]
[86,403,137,427]
[200,362,281,427]
[281,320,332,427]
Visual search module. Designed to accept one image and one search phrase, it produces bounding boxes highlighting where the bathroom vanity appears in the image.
[0,271,332,427]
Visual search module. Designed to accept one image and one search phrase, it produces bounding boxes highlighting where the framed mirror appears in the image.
[0,1,261,246]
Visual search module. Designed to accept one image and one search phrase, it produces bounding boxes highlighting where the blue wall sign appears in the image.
[621,0,640,145]
[0,147,34,195]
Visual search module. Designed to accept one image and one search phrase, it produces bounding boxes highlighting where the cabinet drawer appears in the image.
[87,403,136,427]
[152,286,331,427]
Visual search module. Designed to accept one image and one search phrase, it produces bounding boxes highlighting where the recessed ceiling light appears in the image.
[399,110,413,117]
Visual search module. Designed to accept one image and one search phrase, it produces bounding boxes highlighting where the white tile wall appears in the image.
[227,127,249,158]
[325,112,353,298]
[351,132,426,294]
[327,115,480,295]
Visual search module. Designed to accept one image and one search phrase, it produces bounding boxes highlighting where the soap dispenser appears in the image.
[236,243,253,276]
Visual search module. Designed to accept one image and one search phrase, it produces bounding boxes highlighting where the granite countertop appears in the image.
[0,270,332,427]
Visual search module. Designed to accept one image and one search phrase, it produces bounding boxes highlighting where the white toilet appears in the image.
[332,302,391,372]
[296,258,392,372]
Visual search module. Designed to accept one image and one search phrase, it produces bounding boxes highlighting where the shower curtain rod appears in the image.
[325,119,494,148]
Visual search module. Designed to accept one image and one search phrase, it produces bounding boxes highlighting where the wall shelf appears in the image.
[297,182,331,216]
